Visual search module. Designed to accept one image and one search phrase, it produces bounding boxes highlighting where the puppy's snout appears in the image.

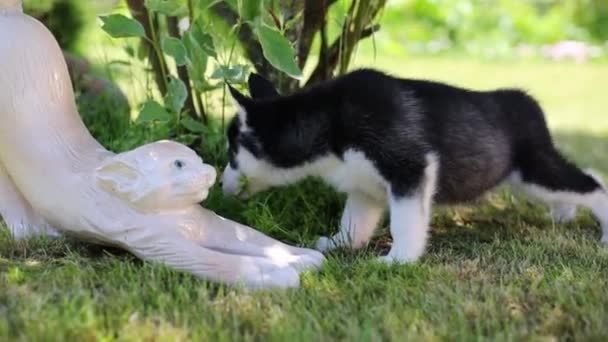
[221,165,240,195]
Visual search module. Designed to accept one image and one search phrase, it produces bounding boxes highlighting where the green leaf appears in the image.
[183,31,209,90]
[241,0,262,22]
[161,36,188,66]
[183,32,208,68]
[181,117,207,133]
[210,64,249,84]
[190,21,217,58]
[192,77,219,93]
[223,0,237,11]
[175,133,198,146]
[254,23,302,78]
[259,0,282,27]
[145,0,188,16]
[138,100,172,123]
[164,77,188,114]
[196,0,223,11]
[137,41,148,60]
[100,14,146,39]
[125,45,135,58]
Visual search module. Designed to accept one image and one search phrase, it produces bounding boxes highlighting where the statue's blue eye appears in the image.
[174,160,185,169]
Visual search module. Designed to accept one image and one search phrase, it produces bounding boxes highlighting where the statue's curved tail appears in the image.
[0,0,21,14]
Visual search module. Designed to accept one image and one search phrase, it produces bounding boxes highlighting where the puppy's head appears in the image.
[222,74,282,198]
[95,140,217,212]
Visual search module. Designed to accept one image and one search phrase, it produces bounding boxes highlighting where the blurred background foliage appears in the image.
[19,0,608,154]
[24,0,608,69]
[24,0,606,58]
[380,0,608,57]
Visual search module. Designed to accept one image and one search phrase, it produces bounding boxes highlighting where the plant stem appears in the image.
[221,83,227,132]
[187,0,194,23]
[147,12,169,92]
[126,0,169,94]
[167,16,197,119]
[196,92,207,124]
[221,18,242,132]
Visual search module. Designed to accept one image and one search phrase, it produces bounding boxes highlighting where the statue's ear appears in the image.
[248,73,279,99]
[95,158,141,200]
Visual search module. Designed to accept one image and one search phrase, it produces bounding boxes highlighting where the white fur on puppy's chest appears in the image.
[323,150,386,200]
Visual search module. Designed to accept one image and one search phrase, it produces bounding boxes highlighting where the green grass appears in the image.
[2,55,608,341]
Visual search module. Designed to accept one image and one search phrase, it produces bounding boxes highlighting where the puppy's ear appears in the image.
[248,73,279,99]
[228,84,250,105]
[228,84,252,123]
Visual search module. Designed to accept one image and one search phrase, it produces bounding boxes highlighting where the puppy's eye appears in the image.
[174,160,185,169]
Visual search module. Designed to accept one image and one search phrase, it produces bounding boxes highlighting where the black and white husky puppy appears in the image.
[221,69,608,263]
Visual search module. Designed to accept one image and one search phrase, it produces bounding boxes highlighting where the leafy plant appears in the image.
[380,0,608,58]
[99,0,388,146]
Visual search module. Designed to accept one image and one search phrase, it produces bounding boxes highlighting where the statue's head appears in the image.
[95,140,217,212]
[0,0,22,13]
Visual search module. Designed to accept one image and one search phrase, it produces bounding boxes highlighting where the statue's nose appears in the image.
[201,165,217,187]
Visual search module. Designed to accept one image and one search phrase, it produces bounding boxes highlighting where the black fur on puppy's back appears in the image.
[228,68,578,203]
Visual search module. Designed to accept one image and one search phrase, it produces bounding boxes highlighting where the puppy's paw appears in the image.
[376,249,420,264]
[315,236,338,252]
[376,255,414,264]
[550,203,577,223]
[246,259,300,289]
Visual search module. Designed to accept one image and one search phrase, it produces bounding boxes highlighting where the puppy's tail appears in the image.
[584,168,607,192]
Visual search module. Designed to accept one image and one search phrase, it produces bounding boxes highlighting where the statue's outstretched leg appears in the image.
[194,210,326,272]
[0,163,59,239]
[121,226,301,289]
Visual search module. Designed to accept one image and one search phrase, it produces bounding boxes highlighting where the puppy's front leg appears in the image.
[316,192,385,252]
[379,193,431,263]
[379,154,437,263]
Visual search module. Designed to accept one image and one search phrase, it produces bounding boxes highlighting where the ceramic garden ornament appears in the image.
[0,0,324,289]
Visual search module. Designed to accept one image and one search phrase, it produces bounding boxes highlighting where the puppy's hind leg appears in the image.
[511,148,608,244]
[316,192,386,252]
[549,202,578,223]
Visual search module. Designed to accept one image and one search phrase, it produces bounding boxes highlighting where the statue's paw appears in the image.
[262,266,300,289]
[7,221,59,241]
[288,249,326,272]
[243,258,300,290]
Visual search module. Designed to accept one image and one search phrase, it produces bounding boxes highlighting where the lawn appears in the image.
[1,55,608,341]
